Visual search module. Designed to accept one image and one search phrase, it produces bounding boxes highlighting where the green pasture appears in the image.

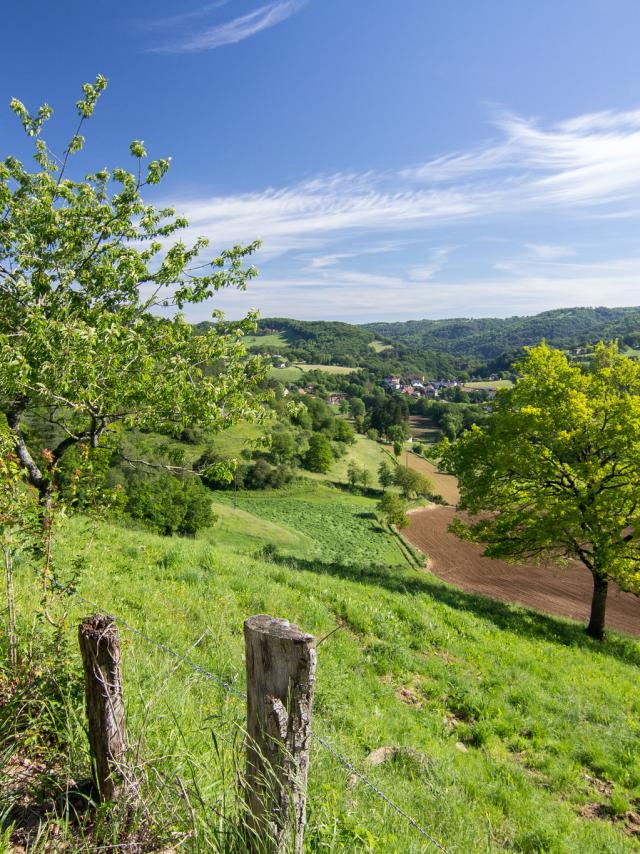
[268,365,305,382]
[369,340,392,353]
[4,475,640,851]
[463,379,514,390]
[242,332,290,350]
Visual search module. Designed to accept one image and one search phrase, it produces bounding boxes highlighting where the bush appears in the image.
[243,459,293,490]
[377,492,409,528]
[125,472,215,535]
[332,418,356,444]
[193,448,236,488]
[304,433,334,473]
[393,466,434,499]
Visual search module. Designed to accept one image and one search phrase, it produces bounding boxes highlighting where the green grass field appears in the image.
[4,475,640,851]
[298,364,359,374]
[463,379,514,390]
[243,332,290,350]
[268,364,359,382]
[369,340,392,353]
[268,365,305,382]
[301,435,389,489]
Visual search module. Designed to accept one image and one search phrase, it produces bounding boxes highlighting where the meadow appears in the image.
[463,379,514,390]
[4,475,640,852]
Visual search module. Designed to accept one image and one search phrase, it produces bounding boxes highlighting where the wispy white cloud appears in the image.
[407,246,457,281]
[149,0,307,53]
[308,242,404,269]
[171,107,640,262]
[146,1,230,29]
[525,243,576,260]
[203,259,640,322]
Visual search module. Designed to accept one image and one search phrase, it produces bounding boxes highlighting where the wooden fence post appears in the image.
[78,614,131,804]
[244,614,316,854]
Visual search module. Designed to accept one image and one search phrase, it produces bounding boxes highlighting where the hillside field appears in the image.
[5,477,640,852]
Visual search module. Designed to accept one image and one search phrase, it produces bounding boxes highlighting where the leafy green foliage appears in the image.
[0,77,266,498]
[124,472,215,535]
[377,492,409,528]
[304,434,334,473]
[366,306,640,360]
[392,466,434,499]
[442,343,640,638]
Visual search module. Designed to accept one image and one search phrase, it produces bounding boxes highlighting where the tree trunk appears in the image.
[586,572,608,641]
[3,547,17,668]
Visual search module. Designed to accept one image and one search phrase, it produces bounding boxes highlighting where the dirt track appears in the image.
[405,506,640,637]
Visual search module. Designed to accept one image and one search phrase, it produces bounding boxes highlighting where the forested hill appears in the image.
[195,317,477,376]
[364,306,640,359]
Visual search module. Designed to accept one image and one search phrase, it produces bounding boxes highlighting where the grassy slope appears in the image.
[13,477,637,852]
[243,332,290,349]
[302,435,390,489]
[463,379,514,389]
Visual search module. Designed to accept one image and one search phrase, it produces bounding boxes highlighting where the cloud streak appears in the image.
[149,0,307,53]
[171,107,640,260]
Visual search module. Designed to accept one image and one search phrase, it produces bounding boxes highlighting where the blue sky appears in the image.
[3,1,640,322]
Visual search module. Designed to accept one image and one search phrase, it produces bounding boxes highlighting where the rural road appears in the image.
[404,505,640,637]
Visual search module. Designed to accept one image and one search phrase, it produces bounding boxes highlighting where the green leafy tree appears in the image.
[377,492,409,528]
[347,460,360,489]
[387,423,410,444]
[393,466,433,499]
[268,431,298,465]
[0,77,265,504]
[441,343,640,640]
[333,418,356,444]
[359,467,371,490]
[125,472,214,536]
[304,433,333,473]
[350,397,365,419]
[393,441,403,458]
[378,460,395,492]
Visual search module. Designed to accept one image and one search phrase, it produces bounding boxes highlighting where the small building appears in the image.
[327,392,348,406]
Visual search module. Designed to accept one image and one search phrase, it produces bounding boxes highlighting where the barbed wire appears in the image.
[51,579,247,699]
[315,734,449,852]
[50,580,449,849]
[48,579,640,849]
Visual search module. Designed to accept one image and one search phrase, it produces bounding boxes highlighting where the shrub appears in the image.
[125,472,215,535]
[393,467,434,499]
[304,433,334,473]
[377,492,409,528]
[332,419,356,444]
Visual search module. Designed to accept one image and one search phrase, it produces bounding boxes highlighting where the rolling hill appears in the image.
[364,306,640,360]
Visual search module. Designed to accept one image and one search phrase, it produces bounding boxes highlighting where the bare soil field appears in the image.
[405,505,640,636]
[408,414,440,442]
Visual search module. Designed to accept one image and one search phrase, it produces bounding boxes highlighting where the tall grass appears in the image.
[2,482,639,851]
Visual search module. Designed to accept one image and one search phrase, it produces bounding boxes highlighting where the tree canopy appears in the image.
[0,77,266,498]
[441,343,640,639]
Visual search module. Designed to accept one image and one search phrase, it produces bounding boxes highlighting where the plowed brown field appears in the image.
[405,505,640,636]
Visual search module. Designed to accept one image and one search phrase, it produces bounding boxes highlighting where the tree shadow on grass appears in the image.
[268,552,640,668]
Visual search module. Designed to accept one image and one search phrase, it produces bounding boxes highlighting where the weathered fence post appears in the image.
[244,614,316,853]
[78,614,131,804]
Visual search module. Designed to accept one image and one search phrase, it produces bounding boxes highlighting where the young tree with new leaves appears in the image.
[0,76,266,502]
[441,343,640,640]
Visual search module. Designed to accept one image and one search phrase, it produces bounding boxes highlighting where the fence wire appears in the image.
[315,734,448,852]
[52,579,246,699]
[50,580,640,849]
[51,580,449,851]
